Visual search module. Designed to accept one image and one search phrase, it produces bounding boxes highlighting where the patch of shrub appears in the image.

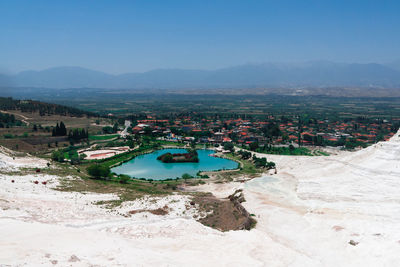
[87,164,111,179]
[118,174,131,184]
[3,133,13,139]
[51,150,65,162]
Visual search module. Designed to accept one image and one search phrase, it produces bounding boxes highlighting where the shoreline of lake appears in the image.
[111,148,239,180]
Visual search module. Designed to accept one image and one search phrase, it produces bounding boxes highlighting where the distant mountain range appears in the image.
[2,61,400,89]
[386,59,400,72]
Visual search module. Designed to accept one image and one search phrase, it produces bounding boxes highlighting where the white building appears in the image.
[124,120,132,127]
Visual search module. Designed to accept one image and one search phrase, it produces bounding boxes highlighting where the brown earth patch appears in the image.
[129,205,169,216]
[192,190,256,231]
[0,137,70,153]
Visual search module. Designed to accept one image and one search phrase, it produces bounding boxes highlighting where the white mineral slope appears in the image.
[240,129,400,266]
[0,160,305,266]
[1,130,400,266]
[0,146,47,171]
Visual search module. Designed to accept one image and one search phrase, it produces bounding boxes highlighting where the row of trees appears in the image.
[236,150,276,169]
[68,128,88,141]
[237,150,252,159]
[51,148,87,165]
[52,122,67,136]
[102,123,119,134]
[51,121,88,142]
[252,154,275,169]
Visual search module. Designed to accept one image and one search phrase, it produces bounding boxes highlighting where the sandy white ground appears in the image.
[79,146,130,160]
[0,146,48,171]
[1,130,400,266]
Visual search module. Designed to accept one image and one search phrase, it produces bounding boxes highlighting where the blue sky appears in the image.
[0,0,399,74]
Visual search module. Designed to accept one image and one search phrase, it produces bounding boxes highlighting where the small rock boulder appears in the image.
[349,240,359,246]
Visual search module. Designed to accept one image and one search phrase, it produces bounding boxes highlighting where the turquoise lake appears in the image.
[111,148,239,180]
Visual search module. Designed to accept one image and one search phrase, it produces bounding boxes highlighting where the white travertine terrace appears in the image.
[1,130,399,266]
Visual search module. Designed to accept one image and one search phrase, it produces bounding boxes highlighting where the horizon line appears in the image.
[4,59,400,76]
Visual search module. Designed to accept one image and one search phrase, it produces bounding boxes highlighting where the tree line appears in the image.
[0,97,98,117]
[51,121,88,141]
[0,112,23,128]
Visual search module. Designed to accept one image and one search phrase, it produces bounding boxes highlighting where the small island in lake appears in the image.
[157,149,199,163]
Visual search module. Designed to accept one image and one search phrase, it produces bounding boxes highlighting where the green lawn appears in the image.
[88,134,119,141]
[257,146,313,156]
[64,150,78,160]
[221,153,262,176]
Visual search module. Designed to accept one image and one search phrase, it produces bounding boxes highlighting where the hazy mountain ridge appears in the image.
[386,59,400,72]
[3,61,400,89]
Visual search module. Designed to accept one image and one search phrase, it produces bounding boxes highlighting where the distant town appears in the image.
[122,114,398,151]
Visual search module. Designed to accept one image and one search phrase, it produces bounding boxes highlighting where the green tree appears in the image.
[249,142,259,151]
[59,121,67,136]
[52,122,67,136]
[119,174,130,184]
[112,123,119,133]
[51,150,65,162]
[266,161,276,169]
[223,142,234,152]
[190,141,196,148]
[162,153,174,163]
[87,164,111,179]
[182,173,193,180]
[102,126,114,134]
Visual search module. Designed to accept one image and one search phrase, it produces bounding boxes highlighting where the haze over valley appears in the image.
[2,61,400,89]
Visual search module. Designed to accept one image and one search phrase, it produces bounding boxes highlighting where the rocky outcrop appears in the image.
[228,189,256,230]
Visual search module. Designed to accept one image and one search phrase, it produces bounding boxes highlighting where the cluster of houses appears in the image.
[120,116,398,147]
[282,119,398,145]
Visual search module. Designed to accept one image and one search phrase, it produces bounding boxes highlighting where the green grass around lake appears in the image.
[88,134,119,141]
[82,144,158,168]
[219,153,263,177]
[257,146,312,156]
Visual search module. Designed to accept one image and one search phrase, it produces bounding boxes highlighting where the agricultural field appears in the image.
[15,92,400,120]
[0,110,111,153]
